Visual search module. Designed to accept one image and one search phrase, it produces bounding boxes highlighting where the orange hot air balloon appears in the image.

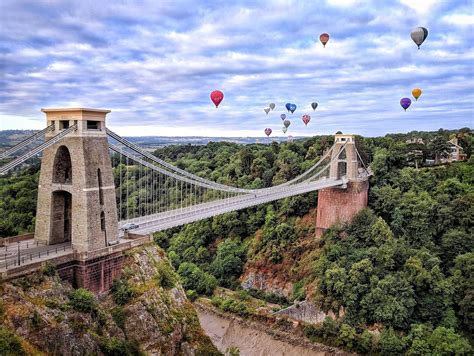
[412,88,422,101]
[320,33,330,47]
[210,90,224,108]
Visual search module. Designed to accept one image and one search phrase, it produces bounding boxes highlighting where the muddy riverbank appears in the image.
[196,303,349,356]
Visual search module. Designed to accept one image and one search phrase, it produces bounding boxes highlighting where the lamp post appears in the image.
[17,241,20,266]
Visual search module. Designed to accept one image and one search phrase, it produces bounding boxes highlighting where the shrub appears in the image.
[211,296,223,308]
[111,307,126,330]
[292,280,306,301]
[111,278,135,305]
[336,323,357,350]
[0,327,25,356]
[155,262,176,290]
[186,289,198,302]
[30,310,43,329]
[153,231,170,249]
[99,337,142,356]
[427,326,472,355]
[220,299,250,317]
[41,261,56,276]
[379,327,407,355]
[69,288,97,313]
[226,346,240,356]
[355,329,373,354]
[177,262,217,295]
[321,317,340,341]
[303,324,323,341]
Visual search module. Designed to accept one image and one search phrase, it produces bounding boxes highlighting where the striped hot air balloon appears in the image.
[411,27,428,49]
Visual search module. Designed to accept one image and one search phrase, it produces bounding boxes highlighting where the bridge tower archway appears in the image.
[50,190,72,244]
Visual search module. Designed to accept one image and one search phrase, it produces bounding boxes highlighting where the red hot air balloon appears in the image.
[210,90,224,108]
[320,33,330,47]
[264,128,272,137]
[302,114,311,126]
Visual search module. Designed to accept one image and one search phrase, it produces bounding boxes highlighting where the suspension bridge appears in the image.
[0,108,370,289]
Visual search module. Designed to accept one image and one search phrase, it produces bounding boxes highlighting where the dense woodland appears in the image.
[0,128,472,354]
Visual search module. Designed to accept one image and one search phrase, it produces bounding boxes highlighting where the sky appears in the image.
[0,0,472,137]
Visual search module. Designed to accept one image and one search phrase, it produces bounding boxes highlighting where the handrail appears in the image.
[0,124,77,175]
[0,124,54,159]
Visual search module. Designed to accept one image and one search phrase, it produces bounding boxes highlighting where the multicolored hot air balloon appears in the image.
[289,104,297,114]
[302,114,311,126]
[210,90,224,108]
[411,27,428,49]
[269,103,275,110]
[412,88,422,101]
[320,33,330,47]
[285,103,291,112]
[264,128,272,136]
[283,119,291,128]
[282,127,288,134]
[264,108,270,114]
[400,98,412,111]
[311,102,318,110]
[280,114,286,121]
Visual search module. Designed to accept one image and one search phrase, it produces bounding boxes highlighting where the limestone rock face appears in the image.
[0,244,219,355]
[240,270,293,298]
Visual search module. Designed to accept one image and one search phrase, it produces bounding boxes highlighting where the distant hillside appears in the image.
[0,130,38,147]
[0,130,299,149]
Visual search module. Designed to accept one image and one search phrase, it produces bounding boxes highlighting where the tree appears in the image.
[429,136,450,164]
[440,229,474,269]
[379,328,407,355]
[210,239,245,287]
[177,262,217,295]
[427,327,472,354]
[450,253,474,333]
[391,191,436,249]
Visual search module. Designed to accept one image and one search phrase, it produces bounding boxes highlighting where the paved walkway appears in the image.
[0,239,72,270]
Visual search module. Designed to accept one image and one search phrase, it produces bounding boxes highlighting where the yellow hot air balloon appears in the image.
[412,88,422,101]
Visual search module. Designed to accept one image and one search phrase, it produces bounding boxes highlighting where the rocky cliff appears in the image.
[0,243,220,355]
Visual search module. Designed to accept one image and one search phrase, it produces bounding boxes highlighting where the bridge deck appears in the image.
[120,178,345,235]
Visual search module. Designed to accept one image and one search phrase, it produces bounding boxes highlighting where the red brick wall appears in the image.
[57,253,125,294]
[316,181,369,237]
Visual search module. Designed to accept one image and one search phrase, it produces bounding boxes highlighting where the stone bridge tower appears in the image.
[35,108,118,252]
[316,134,369,236]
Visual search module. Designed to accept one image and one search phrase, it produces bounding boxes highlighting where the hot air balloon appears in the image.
[411,27,428,49]
[264,128,272,136]
[400,98,412,111]
[288,135,293,141]
[280,114,286,120]
[320,33,330,47]
[282,127,288,134]
[283,119,291,128]
[210,90,224,108]
[285,103,291,112]
[311,102,318,110]
[264,108,270,114]
[302,114,311,126]
[269,103,275,110]
[412,88,422,101]
[289,104,297,114]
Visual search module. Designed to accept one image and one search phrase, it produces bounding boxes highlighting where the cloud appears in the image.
[442,13,474,26]
[0,0,472,137]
